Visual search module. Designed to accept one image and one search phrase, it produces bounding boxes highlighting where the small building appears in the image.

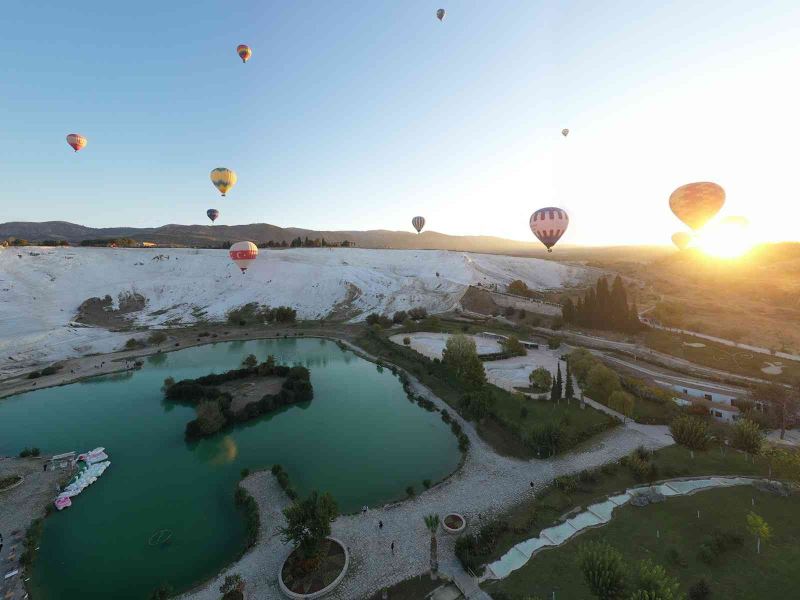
[47,451,76,470]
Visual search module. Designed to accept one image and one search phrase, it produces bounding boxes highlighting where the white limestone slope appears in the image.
[0,246,587,373]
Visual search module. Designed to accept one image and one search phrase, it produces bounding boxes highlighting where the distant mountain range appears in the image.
[0,220,674,261]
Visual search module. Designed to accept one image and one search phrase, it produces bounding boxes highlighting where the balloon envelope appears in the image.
[210,168,237,196]
[671,232,692,250]
[229,241,258,272]
[412,216,425,233]
[530,207,569,252]
[207,209,219,223]
[669,182,725,231]
[561,128,569,137]
[436,8,445,21]
[721,215,749,227]
[237,44,251,63]
[66,133,87,152]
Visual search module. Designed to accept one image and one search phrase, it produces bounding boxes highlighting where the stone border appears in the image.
[441,512,466,534]
[0,474,24,493]
[278,537,350,599]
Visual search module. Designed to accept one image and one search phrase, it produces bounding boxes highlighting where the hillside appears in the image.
[0,246,590,374]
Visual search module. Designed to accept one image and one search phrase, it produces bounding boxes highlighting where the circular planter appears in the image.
[441,513,466,534]
[278,537,349,599]
[0,475,24,493]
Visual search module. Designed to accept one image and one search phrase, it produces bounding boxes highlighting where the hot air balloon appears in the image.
[561,128,569,137]
[210,168,237,196]
[229,241,258,273]
[237,44,252,63]
[66,134,87,152]
[436,8,446,21]
[530,207,569,252]
[671,232,692,251]
[412,216,426,234]
[721,215,749,227]
[669,182,725,231]
[207,209,220,223]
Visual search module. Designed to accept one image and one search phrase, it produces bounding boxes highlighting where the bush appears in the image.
[529,367,552,392]
[688,579,711,600]
[501,335,526,357]
[392,310,408,324]
[454,520,510,575]
[578,541,627,600]
[406,485,415,497]
[547,336,562,350]
[408,307,428,320]
[626,452,657,482]
[586,364,622,404]
[403,336,411,346]
[19,447,41,458]
[124,338,142,350]
[366,313,393,328]
[423,479,431,489]
[148,331,168,345]
[697,529,744,564]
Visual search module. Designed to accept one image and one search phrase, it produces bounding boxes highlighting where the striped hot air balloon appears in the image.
[669,182,725,231]
[412,216,426,233]
[436,8,446,21]
[530,207,569,252]
[229,241,258,273]
[207,209,219,223]
[210,168,237,196]
[66,133,87,152]
[237,44,252,63]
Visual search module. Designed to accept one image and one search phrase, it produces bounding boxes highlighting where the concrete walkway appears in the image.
[180,345,672,600]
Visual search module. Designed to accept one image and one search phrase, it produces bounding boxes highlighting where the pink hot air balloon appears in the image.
[529,207,569,252]
[229,241,258,273]
[66,133,87,152]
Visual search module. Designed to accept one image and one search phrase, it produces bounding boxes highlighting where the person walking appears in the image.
[379,520,383,530]
[390,541,395,555]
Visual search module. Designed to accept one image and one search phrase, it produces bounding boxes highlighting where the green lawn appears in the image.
[367,575,442,600]
[355,330,616,459]
[643,329,800,384]
[479,444,771,566]
[484,486,800,599]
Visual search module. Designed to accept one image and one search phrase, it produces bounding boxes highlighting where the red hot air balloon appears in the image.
[229,241,258,273]
[530,207,569,252]
[669,182,725,231]
[412,216,425,233]
[237,44,252,63]
[66,133,87,152]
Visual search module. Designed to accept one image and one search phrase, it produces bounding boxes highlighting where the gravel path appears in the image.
[180,350,672,600]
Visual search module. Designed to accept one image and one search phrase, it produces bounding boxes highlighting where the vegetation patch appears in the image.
[0,474,23,491]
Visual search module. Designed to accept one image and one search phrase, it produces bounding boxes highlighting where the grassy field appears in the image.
[355,329,616,459]
[644,329,800,384]
[478,444,771,566]
[484,485,800,599]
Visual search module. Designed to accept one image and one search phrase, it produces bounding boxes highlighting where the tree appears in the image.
[508,280,530,296]
[562,297,576,323]
[192,401,226,436]
[264,354,276,370]
[502,335,526,357]
[578,541,628,600]
[754,382,797,440]
[424,514,440,580]
[550,374,559,401]
[587,364,622,404]
[462,389,494,422]
[242,354,257,368]
[609,390,635,421]
[530,367,552,392]
[630,559,683,600]
[565,361,575,399]
[688,579,711,600]
[219,573,244,595]
[732,418,763,455]
[746,511,771,554]
[392,310,408,324]
[669,416,711,455]
[149,584,174,600]
[279,491,338,567]
[442,334,486,389]
[556,363,564,399]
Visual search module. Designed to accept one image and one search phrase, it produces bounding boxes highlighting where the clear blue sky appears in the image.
[1,1,798,245]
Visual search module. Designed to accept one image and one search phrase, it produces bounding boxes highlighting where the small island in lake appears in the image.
[162,354,313,439]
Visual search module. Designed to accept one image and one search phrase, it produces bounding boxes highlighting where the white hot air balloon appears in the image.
[229,241,258,273]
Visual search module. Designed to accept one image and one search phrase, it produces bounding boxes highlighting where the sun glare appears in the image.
[696,221,753,259]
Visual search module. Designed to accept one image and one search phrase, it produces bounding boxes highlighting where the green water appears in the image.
[0,338,460,599]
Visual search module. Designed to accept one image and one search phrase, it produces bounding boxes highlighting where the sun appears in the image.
[696,221,753,259]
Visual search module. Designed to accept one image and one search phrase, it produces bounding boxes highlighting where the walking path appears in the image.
[180,345,672,600]
[484,475,765,581]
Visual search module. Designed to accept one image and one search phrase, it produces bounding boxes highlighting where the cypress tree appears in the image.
[550,374,559,401]
[595,277,611,327]
[562,297,575,323]
[565,361,574,399]
[610,275,628,329]
[556,363,563,399]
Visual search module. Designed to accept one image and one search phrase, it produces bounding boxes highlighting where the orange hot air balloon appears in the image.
[237,44,252,63]
[66,133,87,152]
[669,182,725,231]
[671,232,692,250]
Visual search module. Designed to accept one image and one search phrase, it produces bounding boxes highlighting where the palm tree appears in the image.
[424,514,440,580]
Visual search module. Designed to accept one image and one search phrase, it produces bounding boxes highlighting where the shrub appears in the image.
[688,579,711,600]
[365,313,393,328]
[520,406,529,418]
[393,310,408,324]
[547,336,562,350]
[665,547,687,568]
[578,541,627,600]
[423,479,431,489]
[461,389,494,421]
[19,447,41,458]
[403,336,411,346]
[529,367,552,392]
[626,453,657,482]
[148,331,168,345]
[406,485,415,497]
[502,335,526,357]
[124,338,142,350]
[586,364,622,404]
[408,307,428,320]
[241,354,258,368]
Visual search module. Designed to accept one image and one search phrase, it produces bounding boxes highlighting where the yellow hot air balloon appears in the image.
[237,44,252,63]
[669,182,725,231]
[210,168,237,196]
[671,232,692,250]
